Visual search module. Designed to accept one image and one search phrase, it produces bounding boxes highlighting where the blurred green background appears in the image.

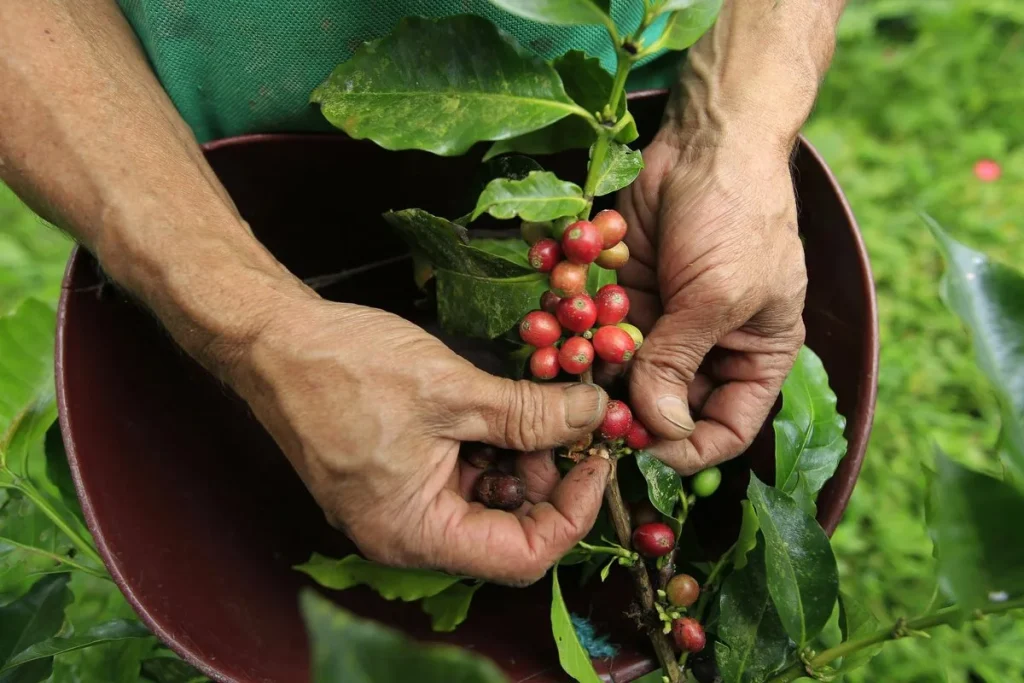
[2,1,1023,680]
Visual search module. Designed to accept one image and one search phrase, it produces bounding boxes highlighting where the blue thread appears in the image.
[571,613,620,659]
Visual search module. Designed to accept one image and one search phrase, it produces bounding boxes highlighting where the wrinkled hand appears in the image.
[229,298,610,584]
[615,133,807,474]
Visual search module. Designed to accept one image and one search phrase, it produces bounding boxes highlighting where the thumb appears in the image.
[629,311,721,441]
[448,372,608,452]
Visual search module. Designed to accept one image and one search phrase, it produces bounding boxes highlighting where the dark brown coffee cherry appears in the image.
[689,648,721,683]
[459,442,500,470]
[474,469,526,511]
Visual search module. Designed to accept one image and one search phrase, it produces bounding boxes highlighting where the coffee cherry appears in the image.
[595,242,630,270]
[592,209,628,248]
[616,322,644,349]
[459,442,500,470]
[625,420,652,450]
[595,284,630,325]
[631,500,660,527]
[691,467,722,498]
[474,469,526,511]
[561,220,603,265]
[558,337,594,374]
[530,346,560,380]
[540,291,561,315]
[672,617,706,653]
[556,294,598,333]
[519,311,561,348]
[413,257,434,290]
[521,220,550,245]
[550,261,589,297]
[666,573,701,608]
[599,400,633,440]
[689,649,721,683]
[632,522,675,558]
[529,238,562,273]
[592,325,636,364]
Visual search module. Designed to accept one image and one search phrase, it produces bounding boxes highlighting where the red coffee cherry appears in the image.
[529,238,562,273]
[550,261,589,297]
[592,209,628,249]
[556,294,598,333]
[561,220,603,265]
[592,325,636,363]
[595,242,629,270]
[631,500,661,527]
[625,420,652,450]
[540,290,561,314]
[666,573,701,608]
[474,469,526,511]
[558,337,594,374]
[672,617,706,653]
[632,522,675,558]
[599,400,633,440]
[529,346,560,380]
[519,311,561,348]
[594,284,630,325]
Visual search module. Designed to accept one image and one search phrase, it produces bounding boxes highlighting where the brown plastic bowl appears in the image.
[55,91,877,683]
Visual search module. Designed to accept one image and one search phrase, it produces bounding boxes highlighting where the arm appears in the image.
[617,0,846,471]
[0,0,610,583]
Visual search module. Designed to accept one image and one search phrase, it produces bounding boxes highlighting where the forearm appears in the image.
[664,0,847,154]
[0,0,311,377]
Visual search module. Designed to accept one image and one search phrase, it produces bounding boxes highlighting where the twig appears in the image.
[604,458,682,683]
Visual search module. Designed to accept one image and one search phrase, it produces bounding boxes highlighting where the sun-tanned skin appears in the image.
[0,0,844,584]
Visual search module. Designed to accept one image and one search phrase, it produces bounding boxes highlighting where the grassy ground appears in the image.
[1,1,1023,680]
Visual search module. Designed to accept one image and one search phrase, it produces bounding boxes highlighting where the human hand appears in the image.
[226,297,610,585]
[613,131,807,474]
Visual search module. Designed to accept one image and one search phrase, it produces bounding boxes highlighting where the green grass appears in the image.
[1,1,1023,680]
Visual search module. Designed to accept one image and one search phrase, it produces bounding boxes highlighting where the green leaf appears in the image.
[657,0,724,51]
[436,270,550,339]
[0,491,81,581]
[733,500,760,570]
[0,574,71,683]
[836,591,882,673]
[813,600,843,652]
[773,345,848,514]
[472,171,587,222]
[585,265,617,297]
[294,554,462,601]
[140,650,210,683]
[926,216,1024,479]
[2,620,149,672]
[43,428,83,527]
[927,450,1024,610]
[469,239,531,270]
[0,299,55,446]
[634,451,682,517]
[47,636,151,683]
[300,589,507,683]
[550,566,601,683]
[591,143,644,197]
[715,542,791,683]
[484,0,611,27]
[483,51,636,159]
[747,476,839,646]
[421,582,482,633]
[311,15,582,156]
[383,209,532,278]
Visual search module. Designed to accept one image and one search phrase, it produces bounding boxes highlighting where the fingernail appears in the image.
[657,395,695,434]
[564,383,606,429]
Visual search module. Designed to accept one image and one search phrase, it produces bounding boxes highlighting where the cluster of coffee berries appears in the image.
[518,210,643,379]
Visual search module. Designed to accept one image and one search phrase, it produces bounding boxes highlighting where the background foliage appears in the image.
[1,0,1023,680]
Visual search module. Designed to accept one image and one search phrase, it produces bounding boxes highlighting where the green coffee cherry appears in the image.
[691,467,721,498]
[616,322,644,349]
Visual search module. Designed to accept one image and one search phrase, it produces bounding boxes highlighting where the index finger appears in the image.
[422,455,610,585]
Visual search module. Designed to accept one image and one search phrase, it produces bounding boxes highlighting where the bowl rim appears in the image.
[54,96,879,682]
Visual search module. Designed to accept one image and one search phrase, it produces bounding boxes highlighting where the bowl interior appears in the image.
[56,92,877,683]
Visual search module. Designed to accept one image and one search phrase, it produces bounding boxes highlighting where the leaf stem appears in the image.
[577,540,634,561]
[767,597,1024,683]
[604,458,682,683]
[6,479,104,568]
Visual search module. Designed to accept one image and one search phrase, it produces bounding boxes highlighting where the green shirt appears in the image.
[116,1,683,143]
